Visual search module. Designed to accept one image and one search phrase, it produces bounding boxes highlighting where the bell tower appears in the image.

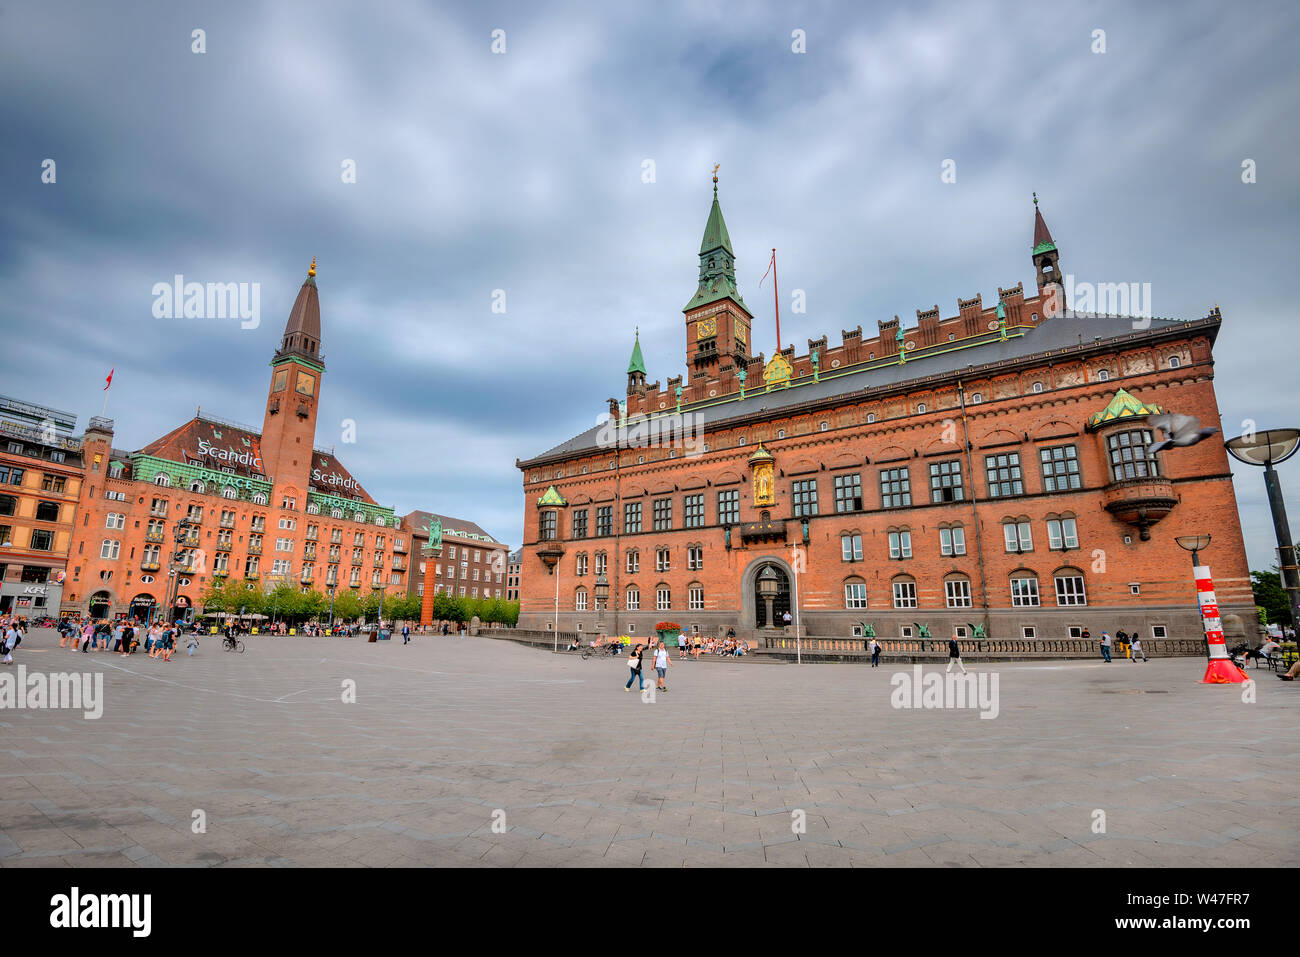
[1031,193,1064,312]
[260,258,325,489]
[683,169,753,382]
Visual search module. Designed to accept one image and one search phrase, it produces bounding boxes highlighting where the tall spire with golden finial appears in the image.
[308,255,317,278]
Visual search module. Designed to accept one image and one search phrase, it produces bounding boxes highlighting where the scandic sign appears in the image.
[192,438,263,470]
[311,468,360,491]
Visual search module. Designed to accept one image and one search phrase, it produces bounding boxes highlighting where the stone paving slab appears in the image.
[0,628,1295,867]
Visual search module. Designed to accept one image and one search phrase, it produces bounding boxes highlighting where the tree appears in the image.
[1251,569,1293,626]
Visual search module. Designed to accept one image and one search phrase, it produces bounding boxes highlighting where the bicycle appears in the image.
[222,635,245,653]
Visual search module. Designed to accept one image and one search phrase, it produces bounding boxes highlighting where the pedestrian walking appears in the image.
[1130,636,1147,662]
[402,624,410,645]
[945,635,966,674]
[782,610,792,631]
[870,637,881,667]
[1100,631,1112,662]
[653,640,671,692]
[624,643,644,692]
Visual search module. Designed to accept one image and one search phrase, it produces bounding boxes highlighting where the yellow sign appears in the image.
[763,354,792,391]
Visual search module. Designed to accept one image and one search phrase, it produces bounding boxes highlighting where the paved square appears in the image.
[1,629,1295,867]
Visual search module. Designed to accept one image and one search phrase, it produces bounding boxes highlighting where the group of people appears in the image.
[1,617,25,664]
[1093,629,1147,662]
[681,628,747,658]
[54,616,196,659]
[623,641,672,693]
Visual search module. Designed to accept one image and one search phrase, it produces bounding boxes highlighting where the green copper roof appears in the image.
[537,485,567,506]
[684,184,748,314]
[1086,388,1162,430]
[699,187,734,256]
[1032,240,1057,256]
[627,331,646,376]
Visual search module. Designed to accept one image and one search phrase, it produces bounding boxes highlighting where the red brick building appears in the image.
[64,261,410,621]
[516,184,1254,645]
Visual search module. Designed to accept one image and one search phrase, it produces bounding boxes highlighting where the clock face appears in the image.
[697,317,717,339]
[736,323,746,344]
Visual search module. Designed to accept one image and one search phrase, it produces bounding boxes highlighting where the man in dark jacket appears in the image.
[946,635,966,674]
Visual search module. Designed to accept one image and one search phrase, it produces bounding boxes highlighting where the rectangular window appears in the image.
[687,545,703,571]
[571,508,588,539]
[1040,444,1081,492]
[41,474,66,493]
[834,473,863,513]
[888,530,912,559]
[656,588,670,611]
[1022,626,1037,640]
[594,552,607,576]
[939,526,966,556]
[841,534,863,561]
[892,580,917,608]
[1047,517,1079,550]
[1107,430,1159,480]
[626,551,639,573]
[1003,521,1033,552]
[944,579,972,608]
[656,548,670,572]
[575,590,587,611]
[100,539,119,559]
[540,511,557,541]
[985,452,1024,497]
[717,489,739,525]
[1152,625,1167,639]
[684,494,704,528]
[1054,575,1087,606]
[929,460,964,502]
[29,529,53,551]
[626,588,639,611]
[879,468,911,508]
[1010,577,1040,607]
[688,586,703,611]
[845,582,867,609]
[625,502,643,534]
[596,506,612,537]
[649,498,671,531]
[792,479,819,517]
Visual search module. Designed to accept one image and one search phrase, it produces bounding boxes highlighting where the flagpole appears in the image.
[771,249,780,351]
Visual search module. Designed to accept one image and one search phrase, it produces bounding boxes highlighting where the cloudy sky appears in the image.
[1,0,1297,569]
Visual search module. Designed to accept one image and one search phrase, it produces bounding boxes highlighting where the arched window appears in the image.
[375,516,385,526]
[331,507,343,518]
[1168,355,1181,369]
[820,421,829,431]
[917,403,927,413]
[1053,567,1087,606]
[844,576,868,609]
[575,552,588,576]
[222,486,238,499]
[252,492,267,505]
[1010,571,1040,607]
[154,473,171,487]
[625,586,640,611]
[1032,382,1044,393]
[307,502,320,514]
[970,393,982,404]
[354,512,364,523]
[189,480,204,493]
[891,575,917,609]
[866,413,876,423]
[777,429,786,439]
[1097,369,1110,381]
[688,583,704,610]
[944,573,973,609]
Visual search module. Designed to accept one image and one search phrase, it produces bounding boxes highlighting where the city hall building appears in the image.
[516,183,1255,644]
[64,261,411,621]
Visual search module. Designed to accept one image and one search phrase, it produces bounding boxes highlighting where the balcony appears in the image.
[247,543,263,555]
[145,530,165,543]
[535,539,565,570]
[392,559,405,571]
[1101,477,1178,541]
[216,540,233,552]
[393,540,408,553]
[245,569,259,579]
[303,548,317,561]
[301,573,314,583]
[220,517,236,529]
[352,557,363,566]
[349,580,361,588]
[213,568,229,578]
[186,513,203,526]
[141,561,161,572]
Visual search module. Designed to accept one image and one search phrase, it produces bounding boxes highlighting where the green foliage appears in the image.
[1251,569,1293,625]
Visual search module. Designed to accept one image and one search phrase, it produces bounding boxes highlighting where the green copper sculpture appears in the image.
[422,516,442,552]
[857,621,876,638]
[966,622,987,640]
[913,622,932,639]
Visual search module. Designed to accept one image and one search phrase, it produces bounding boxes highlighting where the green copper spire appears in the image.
[627,327,647,376]
[683,168,748,313]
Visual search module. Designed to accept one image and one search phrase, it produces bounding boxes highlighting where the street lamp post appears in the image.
[377,584,387,629]
[327,584,336,628]
[594,572,609,639]
[1225,428,1300,633]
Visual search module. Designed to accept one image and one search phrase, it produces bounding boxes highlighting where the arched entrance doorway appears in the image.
[171,595,192,623]
[748,560,793,628]
[129,593,157,622]
[88,590,112,619]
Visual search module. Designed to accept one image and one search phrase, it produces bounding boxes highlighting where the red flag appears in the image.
[758,248,780,351]
[759,248,776,288]
[104,368,114,390]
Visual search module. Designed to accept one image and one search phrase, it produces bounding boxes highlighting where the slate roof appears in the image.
[403,509,500,543]
[521,312,1219,466]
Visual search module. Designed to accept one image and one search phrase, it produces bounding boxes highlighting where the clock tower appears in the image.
[683,173,753,381]
[260,258,325,491]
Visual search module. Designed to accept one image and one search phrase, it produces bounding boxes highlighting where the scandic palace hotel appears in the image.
[516,182,1255,644]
